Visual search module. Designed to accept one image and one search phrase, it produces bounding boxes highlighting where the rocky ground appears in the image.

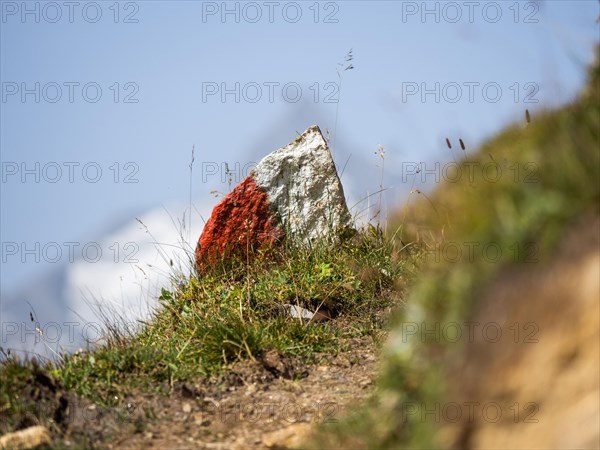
[116,336,379,450]
[3,333,382,449]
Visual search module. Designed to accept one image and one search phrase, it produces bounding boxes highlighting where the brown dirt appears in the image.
[23,335,380,449]
[440,213,600,449]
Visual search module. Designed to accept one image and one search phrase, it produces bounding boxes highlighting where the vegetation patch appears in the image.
[1,224,416,447]
[305,49,599,449]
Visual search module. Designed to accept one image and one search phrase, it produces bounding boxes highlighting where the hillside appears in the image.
[305,48,600,449]
[1,52,599,449]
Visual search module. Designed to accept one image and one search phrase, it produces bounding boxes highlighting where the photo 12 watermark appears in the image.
[399,321,540,344]
[1,320,120,347]
[400,2,540,24]
[1,241,140,264]
[201,1,340,24]
[400,401,539,424]
[200,161,257,184]
[1,82,139,104]
[2,162,140,184]
[1,2,140,24]
[201,81,340,104]
[427,239,540,264]
[401,161,539,184]
[420,241,540,264]
[400,81,539,104]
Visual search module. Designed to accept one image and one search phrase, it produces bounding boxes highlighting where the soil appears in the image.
[24,335,380,449]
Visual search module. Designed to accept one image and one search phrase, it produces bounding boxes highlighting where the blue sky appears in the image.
[1,0,599,295]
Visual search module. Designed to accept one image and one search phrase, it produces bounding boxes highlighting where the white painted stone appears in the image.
[252,125,352,244]
[281,304,316,320]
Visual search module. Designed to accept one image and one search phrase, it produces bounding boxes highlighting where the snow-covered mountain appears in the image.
[1,201,213,359]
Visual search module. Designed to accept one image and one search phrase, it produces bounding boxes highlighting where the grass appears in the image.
[305,48,600,449]
[0,222,417,438]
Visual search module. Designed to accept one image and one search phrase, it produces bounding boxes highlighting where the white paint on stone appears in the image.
[252,125,352,244]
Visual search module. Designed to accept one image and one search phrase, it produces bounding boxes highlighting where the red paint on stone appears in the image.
[195,176,283,273]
